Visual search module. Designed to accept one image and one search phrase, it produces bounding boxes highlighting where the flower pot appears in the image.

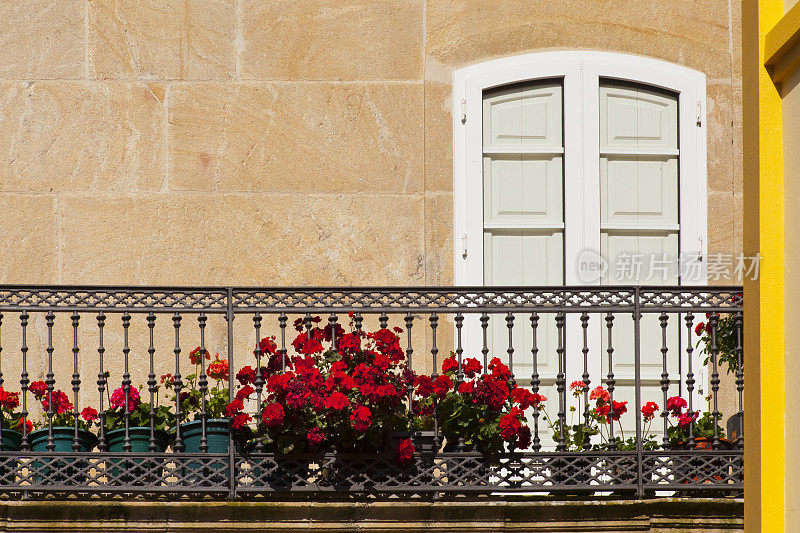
[671,437,735,496]
[29,427,98,485]
[177,419,236,487]
[0,430,22,483]
[105,427,170,485]
[0,430,22,451]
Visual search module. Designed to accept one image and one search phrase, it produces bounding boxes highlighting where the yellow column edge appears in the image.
[759,0,786,531]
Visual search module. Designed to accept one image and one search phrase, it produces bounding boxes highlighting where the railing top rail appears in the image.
[0,285,743,313]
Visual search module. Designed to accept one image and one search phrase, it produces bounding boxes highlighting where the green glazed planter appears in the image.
[0,430,22,483]
[177,419,236,487]
[29,427,98,484]
[105,427,170,485]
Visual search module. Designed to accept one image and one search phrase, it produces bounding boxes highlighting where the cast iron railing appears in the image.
[0,285,743,499]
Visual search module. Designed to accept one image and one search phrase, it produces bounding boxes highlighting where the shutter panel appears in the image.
[482,81,564,446]
[599,82,680,442]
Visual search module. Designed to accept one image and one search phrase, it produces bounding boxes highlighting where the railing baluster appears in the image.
[328,314,338,352]
[735,311,744,448]
[580,313,591,450]
[709,312,721,449]
[173,313,184,453]
[253,313,264,453]
[605,313,615,449]
[530,312,541,452]
[684,312,696,448]
[506,312,515,384]
[71,312,81,451]
[122,312,131,452]
[278,313,288,371]
[480,313,489,371]
[455,312,465,450]
[96,313,107,451]
[198,314,209,454]
[20,312,29,451]
[0,311,3,447]
[660,312,670,449]
[147,313,157,452]
[45,311,55,452]
[404,313,414,437]
[633,289,644,499]
[430,313,440,451]
[556,312,566,452]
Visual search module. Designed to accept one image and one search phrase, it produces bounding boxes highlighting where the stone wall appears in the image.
[0,498,744,532]
[0,0,742,287]
[0,2,743,414]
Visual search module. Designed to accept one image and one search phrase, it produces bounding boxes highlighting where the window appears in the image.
[453,52,708,436]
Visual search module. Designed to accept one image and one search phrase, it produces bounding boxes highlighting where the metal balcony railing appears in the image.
[0,285,743,499]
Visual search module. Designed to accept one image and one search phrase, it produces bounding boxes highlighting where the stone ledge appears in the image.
[0,498,743,532]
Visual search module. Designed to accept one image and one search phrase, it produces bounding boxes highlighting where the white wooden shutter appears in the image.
[481,81,564,439]
[599,82,680,441]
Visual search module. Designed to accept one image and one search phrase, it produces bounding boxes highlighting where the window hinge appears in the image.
[461,99,467,124]
[461,233,468,258]
[697,236,703,262]
[696,101,703,127]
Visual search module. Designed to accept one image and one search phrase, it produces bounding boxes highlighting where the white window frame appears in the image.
[453,51,708,288]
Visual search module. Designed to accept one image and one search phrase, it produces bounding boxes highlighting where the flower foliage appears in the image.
[694,308,742,374]
[29,381,98,431]
[245,315,412,463]
[428,355,536,454]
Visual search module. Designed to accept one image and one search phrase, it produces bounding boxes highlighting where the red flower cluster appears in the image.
[262,403,285,426]
[590,386,627,423]
[81,407,98,422]
[666,396,687,416]
[349,405,372,432]
[188,346,211,365]
[641,401,659,422]
[207,358,229,381]
[498,407,532,449]
[30,382,74,414]
[109,386,141,412]
[0,387,19,410]
[395,438,415,465]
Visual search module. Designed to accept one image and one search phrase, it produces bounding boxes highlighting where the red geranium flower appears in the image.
[307,427,326,446]
[641,401,659,422]
[109,386,141,412]
[262,402,285,426]
[441,355,458,374]
[207,358,229,381]
[324,391,350,410]
[414,375,434,398]
[462,358,482,378]
[666,396,687,416]
[339,333,361,353]
[189,346,211,365]
[458,380,475,394]
[395,438,415,465]
[15,418,32,434]
[0,387,19,410]
[81,407,98,422]
[433,375,453,398]
[231,412,251,430]
[349,405,372,432]
[29,381,47,398]
[589,386,611,404]
[678,411,699,427]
